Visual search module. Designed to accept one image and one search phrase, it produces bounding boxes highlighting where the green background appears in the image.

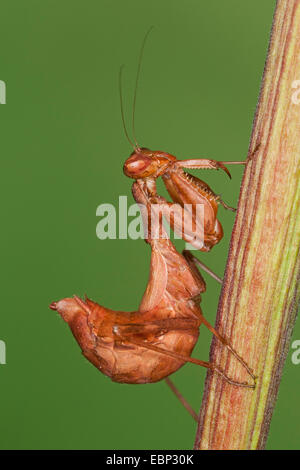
[0,0,299,450]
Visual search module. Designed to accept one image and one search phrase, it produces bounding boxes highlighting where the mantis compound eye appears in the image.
[123,153,154,178]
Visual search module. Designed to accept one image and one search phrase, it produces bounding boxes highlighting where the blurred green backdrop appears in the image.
[0,0,299,450]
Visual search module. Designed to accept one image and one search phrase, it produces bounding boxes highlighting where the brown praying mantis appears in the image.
[50,30,257,421]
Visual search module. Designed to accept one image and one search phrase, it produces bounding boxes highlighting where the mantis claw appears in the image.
[217,162,232,179]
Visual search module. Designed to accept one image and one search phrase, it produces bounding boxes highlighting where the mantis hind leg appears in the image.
[165,377,198,422]
[198,314,256,381]
[121,335,255,388]
[182,250,256,383]
[116,320,255,422]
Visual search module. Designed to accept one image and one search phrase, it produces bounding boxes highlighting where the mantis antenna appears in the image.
[119,64,136,151]
[132,26,155,150]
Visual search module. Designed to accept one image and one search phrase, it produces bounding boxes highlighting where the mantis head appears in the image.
[123,148,176,179]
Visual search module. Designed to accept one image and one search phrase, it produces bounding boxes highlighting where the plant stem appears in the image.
[195,0,300,450]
